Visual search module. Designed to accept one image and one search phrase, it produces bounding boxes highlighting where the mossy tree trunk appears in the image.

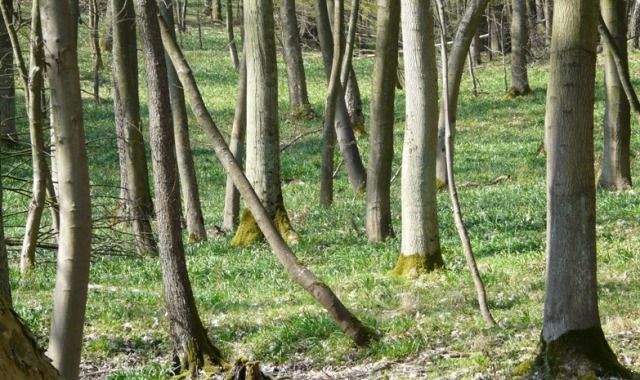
[0,162,10,305]
[393,0,444,277]
[0,0,16,142]
[159,19,375,347]
[281,0,316,120]
[538,0,630,376]
[40,0,93,377]
[134,0,225,374]
[435,0,490,187]
[509,0,531,96]
[159,0,208,244]
[232,0,297,246]
[598,0,631,190]
[365,0,400,242]
[112,0,157,256]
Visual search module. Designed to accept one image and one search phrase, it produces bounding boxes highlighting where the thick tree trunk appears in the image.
[281,0,316,120]
[159,20,375,347]
[366,0,400,242]
[223,53,247,231]
[112,0,157,256]
[0,301,62,379]
[598,0,631,190]
[509,0,531,96]
[538,0,630,376]
[134,0,224,374]
[393,0,444,276]
[316,0,366,192]
[159,1,208,243]
[232,0,297,246]
[0,0,16,142]
[435,0,490,187]
[226,0,240,69]
[40,1,93,377]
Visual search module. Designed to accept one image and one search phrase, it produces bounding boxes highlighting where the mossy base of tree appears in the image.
[287,104,317,121]
[172,339,229,379]
[226,358,272,380]
[231,208,299,247]
[390,253,444,278]
[535,327,631,379]
[353,122,367,137]
[507,85,533,98]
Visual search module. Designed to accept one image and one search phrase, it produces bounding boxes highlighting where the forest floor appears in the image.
[3,17,640,380]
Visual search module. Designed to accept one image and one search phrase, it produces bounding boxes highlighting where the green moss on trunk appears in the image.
[231,207,299,247]
[287,104,317,121]
[536,327,631,379]
[391,253,444,278]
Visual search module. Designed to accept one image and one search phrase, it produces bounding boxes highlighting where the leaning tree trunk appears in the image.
[0,0,16,142]
[538,0,630,376]
[598,0,631,190]
[0,301,62,379]
[40,1,93,378]
[316,0,366,192]
[509,0,531,96]
[134,0,225,375]
[366,0,400,242]
[435,0,490,187]
[159,18,376,347]
[112,0,157,256]
[281,0,316,120]
[392,0,444,276]
[231,0,298,246]
[159,0,208,243]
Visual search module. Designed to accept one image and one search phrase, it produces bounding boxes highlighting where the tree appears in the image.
[366,0,400,242]
[598,0,631,190]
[134,0,225,374]
[40,0,93,377]
[0,0,15,142]
[281,0,316,120]
[231,0,297,246]
[631,0,640,50]
[0,300,62,379]
[226,0,240,69]
[537,0,630,376]
[509,0,531,96]
[112,0,157,256]
[0,162,10,305]
[392,0,444,276]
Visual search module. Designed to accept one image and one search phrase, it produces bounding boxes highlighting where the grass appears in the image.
[2,15,640,380]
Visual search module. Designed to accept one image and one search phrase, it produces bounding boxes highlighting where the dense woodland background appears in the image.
[1,0,640,379]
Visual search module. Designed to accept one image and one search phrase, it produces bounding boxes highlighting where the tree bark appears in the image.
[366,0,400,242]
[281,0,316,120]
[598,0,631,190]
[134,0,224,374]
[226,0,240,69]
[159,20,375,347]
[509,0,531,96]
[631,0,640,50]
[112,0,157,256]
[435,0,490,187]
[90,0,103,103]
[0,0,16,142]
[543,0,552,47]
[159,0,208,243]
[0,164,10,306]
[40,0,93,377]
[538,0,630,376]
[392,0,444,276]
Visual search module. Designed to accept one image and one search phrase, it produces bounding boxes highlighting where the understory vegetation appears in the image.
[2,18,640,380]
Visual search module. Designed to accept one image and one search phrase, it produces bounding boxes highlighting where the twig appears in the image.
[390,164,402,183]
[333,159,344,178]
[279,128,322,152]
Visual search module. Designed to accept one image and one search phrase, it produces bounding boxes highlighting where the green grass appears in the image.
[2,17,640,380]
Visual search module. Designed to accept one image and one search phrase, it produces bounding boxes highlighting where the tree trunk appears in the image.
[0,301,62,379]
[232,0,298,246]
[345,66,365,133]
[598,0,631,190]
[631,0,640,50]
[316,0,366,193]
[223,52,247,231]
[393,0,444,276]
[0,0,16,142]
[134,0,225,374]
[543,0,552,47]
[538,0,630,376]
[40,1,93,378]
[214,0,223,21]
[435,0,490,187]
[226,0,240,69]
[509,0,531,96]
[159,1,208,243]
[90,0,103,103]
[158,20,375,347]
[0,166,10,306]
[366,0,400,242]
[112,0,157,256]
[281,0,316,120]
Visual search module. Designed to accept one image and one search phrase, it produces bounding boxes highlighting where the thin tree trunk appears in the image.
[112,0,157,256]
[598,3,631,190]
[227,0,239,69]
[159,0,208,243]
[0,0,16,142]
[543,0,552,47]
[0,166,10,305]
[134,0,224,374]
[40,0,93,377]
[159,20,375,347]
[214,0,223,21]
[90,0,103,103]
[509,0,531,96]
[631,0,640,50]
